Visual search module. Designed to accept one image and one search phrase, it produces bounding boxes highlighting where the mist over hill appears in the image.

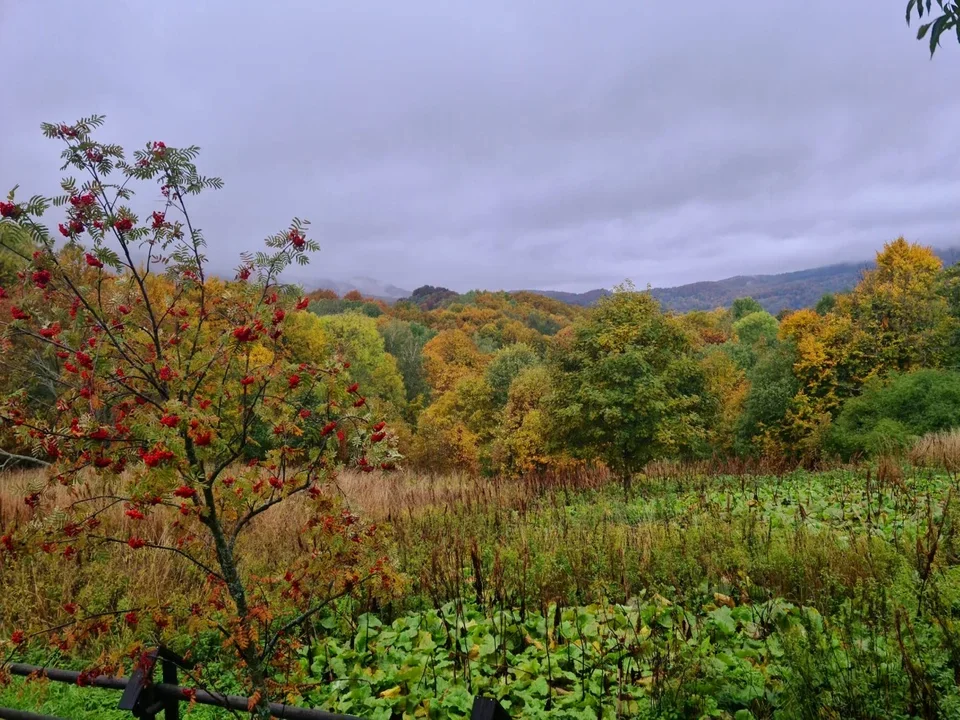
[532,247,960,313]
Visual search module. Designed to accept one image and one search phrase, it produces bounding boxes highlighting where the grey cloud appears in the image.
[1,0,958,295]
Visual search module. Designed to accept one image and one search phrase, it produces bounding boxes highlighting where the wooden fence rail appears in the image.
[2,648,510,720]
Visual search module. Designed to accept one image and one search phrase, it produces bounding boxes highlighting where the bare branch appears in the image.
[0,448,50,468]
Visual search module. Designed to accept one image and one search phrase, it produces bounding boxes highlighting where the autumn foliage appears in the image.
[0,117,398,717]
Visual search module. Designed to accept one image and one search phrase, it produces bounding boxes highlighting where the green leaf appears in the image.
[709,606,737,636]
[929,15,947,54]
[917,21,932,38]
[528,676,550,698]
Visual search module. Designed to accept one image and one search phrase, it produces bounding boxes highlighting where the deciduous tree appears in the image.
[841,238,952,377]
[421,329,489,394]
[0,117,398,718]
[485,343,539,407]
[548,284,713,492]
[731,296,764,322]
[378,318,435,408]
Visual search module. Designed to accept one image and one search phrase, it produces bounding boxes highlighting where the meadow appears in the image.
[4,451,960,719]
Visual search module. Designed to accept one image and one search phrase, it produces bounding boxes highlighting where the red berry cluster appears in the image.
[0,201,22,219]
[288,229,305,250]
[139,445,175,468]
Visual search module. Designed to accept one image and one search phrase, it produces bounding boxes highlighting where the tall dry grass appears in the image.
[910,429,960,471]
[0,463,615,635]
[332,464,611,521]
[0,467,390,633]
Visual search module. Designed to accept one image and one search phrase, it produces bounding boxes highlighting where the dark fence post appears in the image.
[159,652,179,720]
[471,696,511,719]
[7,652,480,720]
[116,649,159,719]
[117,647,191,720]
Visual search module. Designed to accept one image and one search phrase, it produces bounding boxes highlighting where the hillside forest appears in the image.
[253,236,960,481]
[6,223,959,480]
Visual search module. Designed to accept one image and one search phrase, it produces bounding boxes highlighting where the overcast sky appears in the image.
[1,1,958,293]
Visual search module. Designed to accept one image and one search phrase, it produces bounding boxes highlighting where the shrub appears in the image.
[828,369,960,458]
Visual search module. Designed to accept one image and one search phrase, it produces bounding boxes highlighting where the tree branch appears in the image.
[260,577,366,663]
[0,448,50,468]
[97,536,224,581]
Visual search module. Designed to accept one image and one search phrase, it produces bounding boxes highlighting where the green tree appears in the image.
[549,285,713,492]
[906,1,959,56]
[731,296,764,321]
[378,318,435,404]
[0,216,33,286]
[734,340,799,455]
[815,293,837,316]
[937,262,960,367]
[734,311,778,347]
[311,312,406,412]
[729,311,779,371]
[485,343,539,407]
[310,296,383,318]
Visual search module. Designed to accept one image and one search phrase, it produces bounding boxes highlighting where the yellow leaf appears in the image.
[380,685,402,699]
[714,593,735,608]
[524,634,544,651]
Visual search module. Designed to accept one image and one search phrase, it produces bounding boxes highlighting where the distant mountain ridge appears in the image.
[286,246,960,314]
[529,246,960,314]
[649,261,872,314]
[524,288,612,307]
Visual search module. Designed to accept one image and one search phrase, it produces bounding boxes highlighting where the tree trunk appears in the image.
[620,469,633,500]
[203,487,273,719]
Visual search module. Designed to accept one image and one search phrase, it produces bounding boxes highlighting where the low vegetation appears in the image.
[4,463,960,718]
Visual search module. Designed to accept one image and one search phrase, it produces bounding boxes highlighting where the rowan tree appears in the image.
[0,117,399,718]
